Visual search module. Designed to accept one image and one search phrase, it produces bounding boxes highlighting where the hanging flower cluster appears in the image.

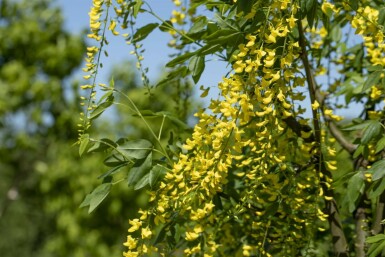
[122,1,329,256]
[351,5,385,119]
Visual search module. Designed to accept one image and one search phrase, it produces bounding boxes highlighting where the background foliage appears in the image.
[0,0,194,256]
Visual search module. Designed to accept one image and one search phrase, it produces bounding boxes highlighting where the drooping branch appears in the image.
[297,21,357,155]
[298,20,350,257]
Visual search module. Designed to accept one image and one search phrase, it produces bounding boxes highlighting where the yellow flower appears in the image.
[141,227,152,239]
[185,225,203,241]
[123,251,139,257]
[128,219,142,232]
[123,235,137,250]
[311,100,320,110]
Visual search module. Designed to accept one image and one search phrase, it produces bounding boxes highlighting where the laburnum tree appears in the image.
[79,0,385,256]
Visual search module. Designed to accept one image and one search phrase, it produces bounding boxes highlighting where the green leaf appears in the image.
[79,133,89,156]
[133,0,143,18]
[149,165,166,187]
[153,224,168,245]
[347,172,365,212]
[342,120,371,131]
[204,29,236,41]
[159,20,173,32]
[363,71,382,92]
[376,136,385,153]
[98,163,128,179]
[236,0,253,15]
[79,194,92,208]
[189,55,205,83]
[379,8,385,27]
[367,234,385,244]
[166,51,196,68]
[198,44,222,55]
[156,66,189,87]
[127,152,152,186]
[88,183,111,213]
[361,120,382,144]
[87,138,117,153]
[188,16,207,34]
[206,31,242,45]
[368,239,385,257]
[369,178,385,199]
[306,0,318,28]
[349,0,358,11]
[134,173,150,190]
[104,154,126,167]
[117,139,153,159]
[158,111,189,130]
[330,26,342,42]
[133,23,159,42]
[89,101,113,120]
[368,160,385,181]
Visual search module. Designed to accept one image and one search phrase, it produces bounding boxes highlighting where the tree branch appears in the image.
[298,20,350,257]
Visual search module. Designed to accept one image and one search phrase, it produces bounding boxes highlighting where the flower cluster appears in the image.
[79,0,108,135]
[123,1,328,256]
[351,5,385,118]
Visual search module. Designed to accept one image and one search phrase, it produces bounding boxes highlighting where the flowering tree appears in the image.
[79,0,385,256]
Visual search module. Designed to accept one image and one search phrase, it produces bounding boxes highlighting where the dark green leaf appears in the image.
[117,139,153,159]
[204,28,235,41]
[88,183,111,213]
[98,163,128,179]
[188,16,207,34]
[236,0,253,15]
[361,120,382,144]
[198,44,222,55]
[149,165,166,187]
[159,20,173,32]
[349,0,358,11]
[153,224,168,245]
[127,152,152,186]
[133,23,159,42]
[166,51,196,68]
[134,173,150,190]
[89,101,113,120]
[87,138,117,153]
[368,160,385,181]
[189,55,205,83]
[306,0,318,28]
[363,71,382,92]
[104,154,126,167]
[369,178,385,199]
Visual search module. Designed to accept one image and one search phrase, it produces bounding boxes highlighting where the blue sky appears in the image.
[56,0,227,95]
[55,0,358,119]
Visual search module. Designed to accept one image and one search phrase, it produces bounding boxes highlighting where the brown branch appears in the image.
[298,20,350,257]
[328,122,357,154]
[297,22,357,155]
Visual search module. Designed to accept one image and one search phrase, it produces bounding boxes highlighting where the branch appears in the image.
[298,20,350,257]
[297,22,357,155]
